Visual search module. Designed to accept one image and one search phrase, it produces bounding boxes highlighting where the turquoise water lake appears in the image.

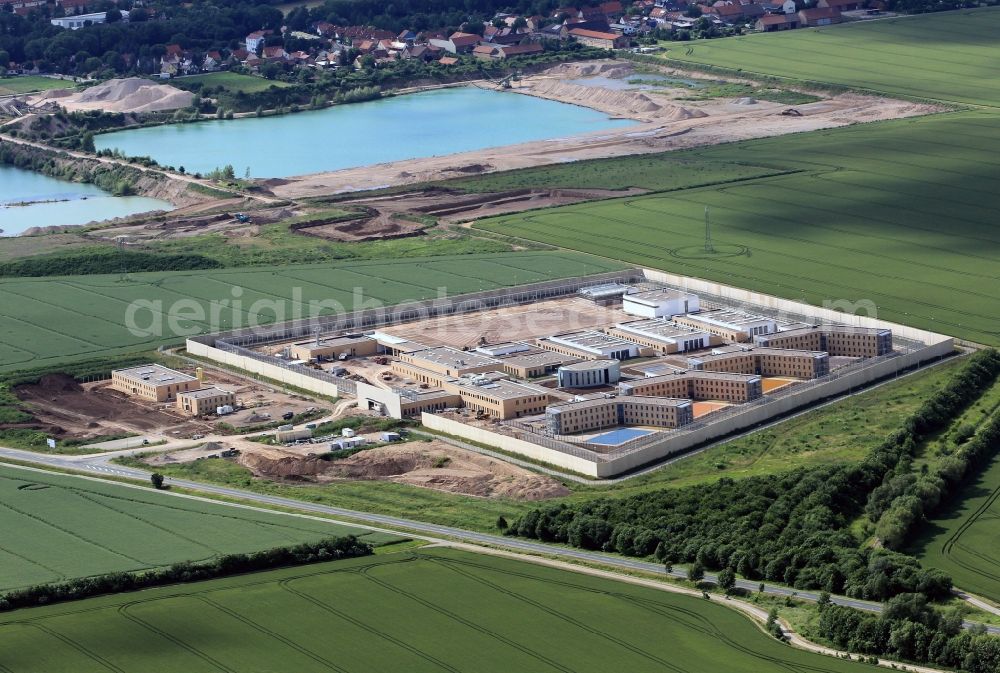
[94,87,637,178]
[0,165,171,236]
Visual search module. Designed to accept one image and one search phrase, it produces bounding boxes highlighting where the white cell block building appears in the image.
[623,289,700,319]
[557,359,621,388]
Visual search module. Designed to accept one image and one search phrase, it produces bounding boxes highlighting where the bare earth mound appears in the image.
[239,441,570,500]
[522,78,706,120]
[56,78,194,113]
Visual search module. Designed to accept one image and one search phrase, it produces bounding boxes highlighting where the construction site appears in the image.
[188,268,955,477]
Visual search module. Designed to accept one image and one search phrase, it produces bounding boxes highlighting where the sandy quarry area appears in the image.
[150,437,570,500]
[27,78,195,113]
[269,61,942,199]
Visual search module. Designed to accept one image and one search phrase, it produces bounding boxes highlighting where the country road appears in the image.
[1,443,996,635]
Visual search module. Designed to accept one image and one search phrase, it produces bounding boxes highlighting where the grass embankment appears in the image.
[0,547,883,673]
[174,72,294,95]
[121,358,961,532]
[0,464,396,591]
[0,251,624,373]
[0,76,72,95]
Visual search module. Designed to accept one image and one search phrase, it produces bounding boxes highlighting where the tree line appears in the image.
[818,593,1000,673]
[505,349,1000,603]
[0,535,373,611]
[0,139,143,196]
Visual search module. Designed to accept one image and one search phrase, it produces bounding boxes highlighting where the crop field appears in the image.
[0,252,623,373]
[448,153,790,192]
[909,449,1000,605]
[174,72,292,94]
[0,76,72,96]
[662,7,1000,106]
[0,547,879,673]
[0,464,395,591]
[476,112,1000,345]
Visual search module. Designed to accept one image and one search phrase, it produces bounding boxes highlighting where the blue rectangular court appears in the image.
[588,428,654,446]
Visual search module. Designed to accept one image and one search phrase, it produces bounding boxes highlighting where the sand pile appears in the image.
[57,78,194,113]
[239,440,570,500]
[525,79,706,120]
[544,61,633,79]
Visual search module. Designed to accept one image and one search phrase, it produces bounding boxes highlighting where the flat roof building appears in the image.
[579,282,633,304]
[620,371,763,403]
[673,309,776,343]
[476,342,532,357]
[608,319,714,354]
[540,330,640,360]
[687,347,830,379]
[110,364,199,402]
[546,395,693,435]
[499,349,580,379]
[622,289,700,319]
[557,359,621,389]
[288,334,378,361]
[450,377,552,419]
[756,326,892,358]
[176,387,236,416]
[397,346,502,377]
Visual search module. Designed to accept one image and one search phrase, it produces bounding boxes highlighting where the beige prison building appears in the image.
[619,371,763,403]
[176,387,236,416]
[288,334,379,361]
[687,347,830,379]
[110,365,199,402]
[546,396,693,435]
[756,326,892,358]
[389,349,551,420]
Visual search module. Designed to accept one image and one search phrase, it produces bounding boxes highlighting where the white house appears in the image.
[245,30,267,53]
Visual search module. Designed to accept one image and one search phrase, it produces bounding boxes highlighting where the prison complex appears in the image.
[187,269,949,478]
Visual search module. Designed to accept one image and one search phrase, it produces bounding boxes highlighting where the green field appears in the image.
[0,252,623,373]
[0,464,394,591]
[476,112,1000,345]
[907,375,1000,605]
[174,72,293,94]
[909,449,1000,605]
[448,153,791,192]
[0,547,879,673]
[662,7,1000,106]
[0,76,72,96]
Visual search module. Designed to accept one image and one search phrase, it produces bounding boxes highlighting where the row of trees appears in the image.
[0,138,144,195]
[0,536,372,611]
[0,248,221,278]
[506,349,1000,602]
[818,594,1000,673]
[866,350,1000,548]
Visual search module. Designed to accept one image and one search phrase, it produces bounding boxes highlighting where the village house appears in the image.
[756,12,798,30]
[245,30,267,53]
[797,6,842,25]
[567,27,629,48]
[818,0,862,9]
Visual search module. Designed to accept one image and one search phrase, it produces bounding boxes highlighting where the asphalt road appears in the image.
[1,444,995,634]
